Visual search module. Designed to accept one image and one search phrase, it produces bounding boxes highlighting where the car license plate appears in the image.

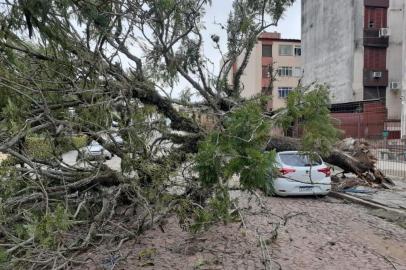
[299,186,314,192]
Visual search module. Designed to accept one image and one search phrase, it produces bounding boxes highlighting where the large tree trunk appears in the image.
[266,137,394,188]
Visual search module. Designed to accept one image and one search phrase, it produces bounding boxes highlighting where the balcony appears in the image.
[363,29,389,48]
[364,0,389,8]
[363,69,388,87]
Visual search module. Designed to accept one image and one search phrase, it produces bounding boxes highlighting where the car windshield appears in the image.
[279,153,322,167]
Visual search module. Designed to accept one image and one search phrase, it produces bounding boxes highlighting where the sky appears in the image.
[202,0,302,71]
[205,0,302,39]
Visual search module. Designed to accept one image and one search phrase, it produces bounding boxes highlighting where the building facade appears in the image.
[233,32,302,110]
[402,9,406,138]
[302,0,406,138]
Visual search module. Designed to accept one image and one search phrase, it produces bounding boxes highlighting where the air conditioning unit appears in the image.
[379,28,390,37]
[372,71,382,78]
[390,81,401,90]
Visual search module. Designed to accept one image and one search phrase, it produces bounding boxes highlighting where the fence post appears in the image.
[357,113,361,139]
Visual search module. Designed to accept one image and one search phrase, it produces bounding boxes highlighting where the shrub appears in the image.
[25,205,72,248]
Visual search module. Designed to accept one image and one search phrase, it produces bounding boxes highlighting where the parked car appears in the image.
[79,140,112,160]
[272,151,331,196]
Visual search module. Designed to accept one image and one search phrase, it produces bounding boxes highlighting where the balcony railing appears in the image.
[363,28,389,48]
[363,69,388,87]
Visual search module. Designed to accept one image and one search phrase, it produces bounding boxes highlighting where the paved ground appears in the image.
[79,193,406,270]
[342,177,406,211]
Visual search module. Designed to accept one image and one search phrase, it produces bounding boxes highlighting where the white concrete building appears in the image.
[402,6,406,138]
[302,0,405,138]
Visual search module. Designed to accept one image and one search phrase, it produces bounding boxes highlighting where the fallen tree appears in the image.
[0,0,364,268]
[0,0,305,268]
[267,136,394,188]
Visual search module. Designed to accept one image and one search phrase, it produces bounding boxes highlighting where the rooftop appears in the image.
[259,31,301,43]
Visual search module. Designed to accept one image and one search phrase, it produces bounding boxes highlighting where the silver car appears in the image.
[79,141,112,160]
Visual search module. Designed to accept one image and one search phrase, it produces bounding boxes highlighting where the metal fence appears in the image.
[365,138,406,178]
[288,99,406,178]
[330,100,388,139]
[329,100,406,178]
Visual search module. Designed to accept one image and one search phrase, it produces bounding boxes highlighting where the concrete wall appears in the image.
[239,43,263,98]
[352,0,365,101]
[302,0,356,103]
[401,4,406,138]
[386,0,404,120]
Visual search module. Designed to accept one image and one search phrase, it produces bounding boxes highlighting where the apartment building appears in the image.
[302,0,406,138]
[232,32,302,110]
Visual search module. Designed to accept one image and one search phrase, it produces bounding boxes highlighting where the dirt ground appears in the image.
[79,192,406,270]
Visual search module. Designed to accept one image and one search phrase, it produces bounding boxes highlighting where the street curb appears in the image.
[329,191,406,219]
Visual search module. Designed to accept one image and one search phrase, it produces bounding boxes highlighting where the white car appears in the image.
[79,141,112,160]
[272,151,331,196]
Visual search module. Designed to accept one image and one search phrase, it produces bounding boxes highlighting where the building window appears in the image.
[262,65,271,78]
[364,87,386,100]
[277,66,293,77]
[279,44,293,56]
[293,67,303,77]
[262,45,272,57]
[294,45,301,56]
[278,87,293,98]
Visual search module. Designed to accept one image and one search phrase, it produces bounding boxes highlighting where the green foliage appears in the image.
[14,224,29,240]
[0,156,17,167]
[24,136,54,159]
[0,247,9,265]
[18,135,88,160]
[2,98,26,133]
[278,84,340,156]
[194,137,222,186]
[179,188,238,233]
[0,202,5,225]
[57,135,88,152]
[195,100,274,191]
[77,103,112,129]
[0,167,24,200]
[157,0,176,10]
[25,205,72,248]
